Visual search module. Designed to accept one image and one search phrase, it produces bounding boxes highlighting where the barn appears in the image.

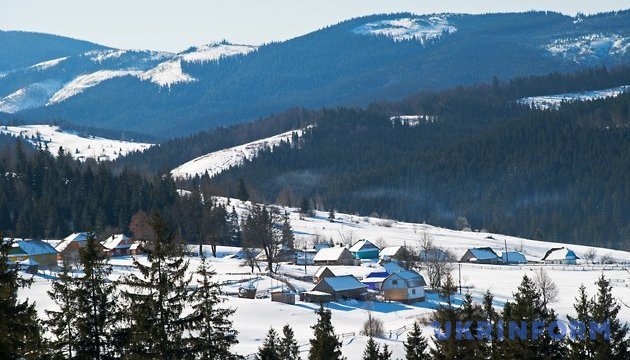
[459,247,500,264]
[311,275,368,301]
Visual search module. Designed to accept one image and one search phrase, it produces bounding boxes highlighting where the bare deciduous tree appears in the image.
[337,229,357,247]
[418,231,453,289]
[534,268,559,307]
[360,310,384,338]
[584,249,597,264]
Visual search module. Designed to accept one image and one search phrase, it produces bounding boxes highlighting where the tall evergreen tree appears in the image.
[567,284,593,359]
[362,337,380,360]
[74,232,118,360]
[45,260,78,360]
[237,179,249,202]
[378,344,392,360]
[404,322,429,360]
[187,256,239,360]
[591,275,630,359]
[281,212,295,250]
[279,324,300,360]
[308,306,344,360]
[122,213,193,359]
[258,328,281,360]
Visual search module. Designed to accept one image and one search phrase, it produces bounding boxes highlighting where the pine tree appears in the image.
[567,284,593,359]
[328,209,335,223]
[378,344,392,360]
[281,212,295,250]
[258,327,281,360]
[363,337,380,360]
[187,256,239,360]
[122,213,193,359]
[0,239,45,359]
[404,322,429,360]
[299,197,311,216]
[591,275,630,359]
[279,324,300,360]
[227,207,241,246]
[74,232,118,360]
[237,179,249,202]
[45,260,78,359]
[308,305,344,360]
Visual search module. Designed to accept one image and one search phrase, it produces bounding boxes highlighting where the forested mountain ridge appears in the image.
[5,10,630,137]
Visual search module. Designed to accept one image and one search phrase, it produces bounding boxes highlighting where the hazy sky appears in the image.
[2,0,628,52]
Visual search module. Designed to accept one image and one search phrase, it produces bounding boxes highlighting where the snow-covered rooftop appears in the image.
[320,275,367,292]
[313,247,350,261]
[349,239,379,253]
[102,234,131,250]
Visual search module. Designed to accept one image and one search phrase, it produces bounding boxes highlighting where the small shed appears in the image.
[361,271,389,290]
[301,291,333,304]
[313,266,336,283]
[379,246,410,260]
[541,247,579,265]
[313,247,355,266]
[349,240,380,259]
[312,275,368,301]
[271,290,295,305]
[460,247,500,264]
[500,251,527,264]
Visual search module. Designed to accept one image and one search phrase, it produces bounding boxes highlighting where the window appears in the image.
[392,280,398,285]
[411,289,416,294]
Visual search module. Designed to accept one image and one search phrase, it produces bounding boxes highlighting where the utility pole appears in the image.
[304,242,307,274]
[504,239,509,264]
[458,263,462,294]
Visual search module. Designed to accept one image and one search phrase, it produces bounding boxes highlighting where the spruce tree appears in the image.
[328,209,335,222]
[0,239,45,359]
[187,256,239,359]
[237,179,249,202]
[258,327,281,360]
[591,275,630,359]
[567,284,593,359]
[378,344,392,360]
[362,337,380,360]
[404,322,429,360]
[45,260,78,359]
[279,324,300,360]
[281,212,295,250]
[308,305,344,360]
[122,213,193,359]
[74,232,118,360]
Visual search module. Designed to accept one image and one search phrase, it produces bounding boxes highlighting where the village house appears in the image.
[541,247,579,265]
[381,269,426,303]
[349,239,380,259]
[308,275,368,301]
[56,232,91,261]
[313,266,336,283]
[500,250,527,264]
[8,239,58,270]
[101,234,139,257]
[313,247,355,266]
[459,247,500,264]
[379,246,410,261]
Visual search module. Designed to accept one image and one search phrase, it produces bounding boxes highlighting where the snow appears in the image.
[16,199,630,358]
[542,247,578,262]
[28,56,69,71]
[545,33,630,62]
[0,80,62,113]
[313,247,349,262]
[354,16,456,43]
[349,239,378,252]
[171,128,307,179]
[102,234,130,250]
[467,248,498,261]
[390,115,437,126]
[47,70,142,105]
[379,246,403,257]
[89,49,128,63]
[138,59,196,87]
[0,125,153,161]
[180,43,257,63]
[320,275,367,291]
[518,85,630,110]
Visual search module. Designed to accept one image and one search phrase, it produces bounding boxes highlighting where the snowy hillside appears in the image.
[0,80,61,113]
[171,128,306,179]
[0,125,153,161]
[353,16,457,43]
[18,197,630,359]
[545,33,630,63]
[47,70,142,105]
[518,85,630,110]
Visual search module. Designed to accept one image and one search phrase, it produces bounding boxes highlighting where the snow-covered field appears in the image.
[518,85,630,110]
[353,16,456,43]
[0,124,153,161]
[19,198,630,359]
[171,128,306,179]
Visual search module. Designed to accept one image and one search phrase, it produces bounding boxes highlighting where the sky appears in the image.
[2,0,629,52]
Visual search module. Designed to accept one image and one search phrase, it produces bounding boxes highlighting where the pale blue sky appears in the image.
[2,0,628,52]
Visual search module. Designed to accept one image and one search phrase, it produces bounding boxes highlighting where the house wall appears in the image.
[9,253,57,268]
[354,249,380,259]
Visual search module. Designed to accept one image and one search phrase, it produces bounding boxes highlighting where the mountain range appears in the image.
[1,10,629,137]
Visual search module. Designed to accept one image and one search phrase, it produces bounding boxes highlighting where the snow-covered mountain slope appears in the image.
[0,80,61,113]
[545,33,630,63]
[518,85,630,110]
[171,128,305,179]
[353,15,457,43]
[28,57,69,71]
[138,59,195,87]
[48,70,142,105]
[0,125,153,161]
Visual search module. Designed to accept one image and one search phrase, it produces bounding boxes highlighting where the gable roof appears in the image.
[313,247,351,261]
[501,251,527,263]
[14,240,57,255]
[314,266,335,278]
[56,232,90,252]
[542,247,579,261]
[466,247,498,260]
[380,246,405,257]
[102,234,131,250]
[321,275,367,292]
[349,240,379,253]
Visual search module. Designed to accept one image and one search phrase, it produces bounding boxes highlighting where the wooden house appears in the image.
[9,239,58,269]
[56,232,91,261]
[379,246,410,261]
[313,247,355,266]
[459,247,500,264]
[311,275,368,301]
[349,240,380,259]
[313,266,336,283]
[541,247,579,265]
[102,234,138,257]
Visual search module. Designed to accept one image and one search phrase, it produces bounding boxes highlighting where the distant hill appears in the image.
[3,10,629,137]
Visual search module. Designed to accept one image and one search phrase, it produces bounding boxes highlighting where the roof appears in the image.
[303,291,332,296]
[501,251,527,263]
[13,240,57,256]
[56,232,90,252]
[361,277,387,283]
[313,247,350,261]
[542,247,579,261]
[102,234,130,250]
[17,258,40,266]
[349,240,379,253]
[321,275,367,292]
[380,261,404,274]
[466,247,498,260]
[380,246,404,257]
[314,266,335,277]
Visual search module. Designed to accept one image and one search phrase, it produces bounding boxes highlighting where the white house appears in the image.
[541,247,579,265]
